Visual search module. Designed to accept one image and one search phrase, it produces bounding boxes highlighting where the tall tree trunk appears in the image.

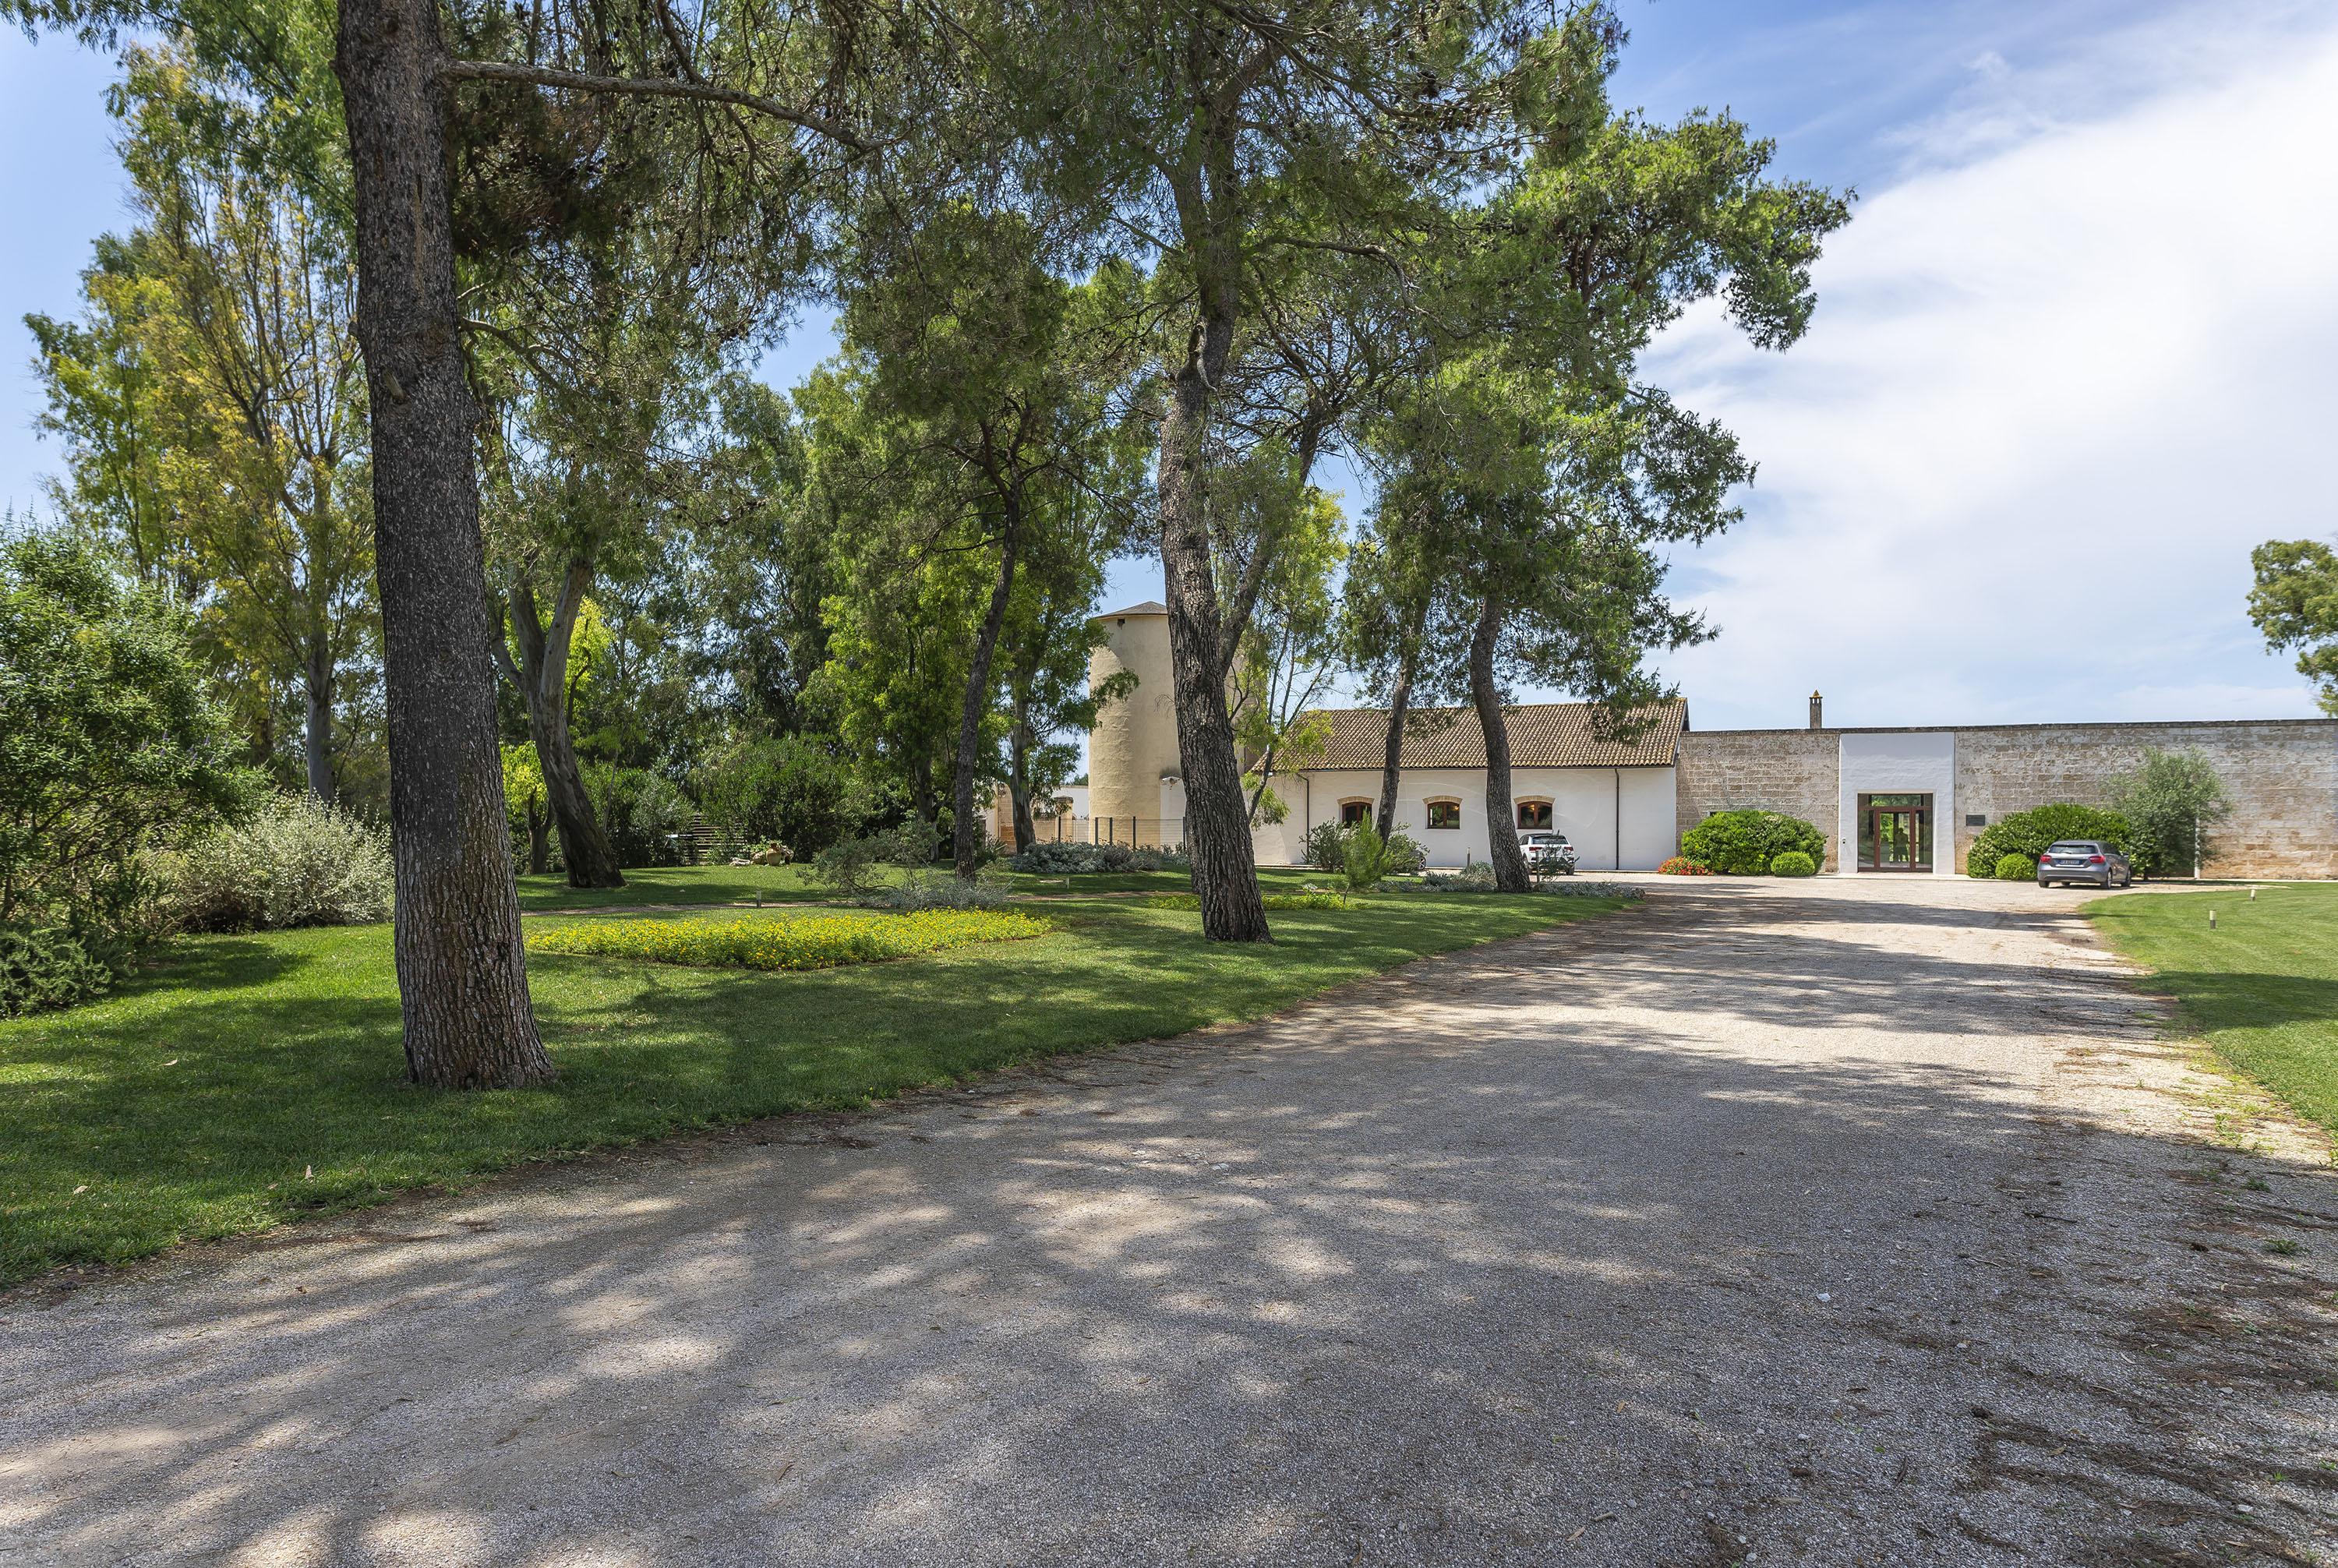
[1469,592,1530,893]
[952,502,1021,880]
[910,762,938,849]
[1158,313,1270,942]
[1007,692,1037,853]
[334,0,552,1088]
[524,792,549,875]
[1376,647,1416,842]
[302,630,335,803]
[504,555,624,889]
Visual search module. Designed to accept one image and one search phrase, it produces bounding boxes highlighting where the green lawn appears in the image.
[2087,883,2338,1138]
[517,862,1331,909]
[0,879,1623,1285]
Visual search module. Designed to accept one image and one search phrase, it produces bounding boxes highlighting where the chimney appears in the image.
[1808,690,1824,730]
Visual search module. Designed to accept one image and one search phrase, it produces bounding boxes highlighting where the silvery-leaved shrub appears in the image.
[1422,862,1499,892]
[879,866,1015,911]
[153,793,394,932]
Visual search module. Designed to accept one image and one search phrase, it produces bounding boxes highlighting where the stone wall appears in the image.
[1951,720,2338,878]
[1676,729,1843,870]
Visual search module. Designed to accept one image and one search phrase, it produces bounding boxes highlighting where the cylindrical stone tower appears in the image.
[1088,602,1178,832]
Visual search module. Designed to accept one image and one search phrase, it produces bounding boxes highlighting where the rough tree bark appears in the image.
[334,0,553,1088]
[1469,593,1531,893]
[302,630,335,803]
[523,790,550,874]
[499,554,624,888]
[952,498,1021,880]
[1158,303,1272,942]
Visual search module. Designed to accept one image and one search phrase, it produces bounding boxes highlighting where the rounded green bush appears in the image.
[1994,852,2036,881]
[1768,850,1817,878]
[1680,810,1827,875]
[1966,803,2132,878]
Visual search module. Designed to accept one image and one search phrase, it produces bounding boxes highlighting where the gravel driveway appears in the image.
[4,876,2334,1566]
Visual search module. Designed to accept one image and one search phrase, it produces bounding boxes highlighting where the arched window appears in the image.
[1425,797,1462,830]
[1338,798,1372,827]
[1516,799,1553,829]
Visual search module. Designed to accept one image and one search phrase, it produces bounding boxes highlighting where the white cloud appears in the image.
[1644,5,2338,732]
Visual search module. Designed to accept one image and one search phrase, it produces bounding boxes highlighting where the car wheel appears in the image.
[2037,878,2050,888]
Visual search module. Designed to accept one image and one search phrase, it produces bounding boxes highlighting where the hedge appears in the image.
[1965,804,2132,878]
[1680,810,1827,875]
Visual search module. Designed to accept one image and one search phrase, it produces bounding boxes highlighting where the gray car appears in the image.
[2036,839,2132,888]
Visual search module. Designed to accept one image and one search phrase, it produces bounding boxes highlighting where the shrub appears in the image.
[0,923,117,1018]
[584,765,694,867]
[527,908,1050,970]
[0,533,259,927]
[807,829,913,897]
[1301,820,1349,872]
[1343,821,1399,891]
[1965,804,2133,878]
[1656,856,1713,876]
[1680,810,1827,875]
[1383,830,1427,875]
[691,736,858,858]
[150,794,394,933]
[2107,747,2230,878]
[1994,852,2036,881]
[878,866,1016,911]
[1010,840,1191,876]
[1540,881,1644,899]
[1422,862,1499,892]
[1010,841,1091,874]
[1769,850,1817,878]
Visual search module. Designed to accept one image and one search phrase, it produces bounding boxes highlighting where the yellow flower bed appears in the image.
[527,909,1052,971]
[1144,891,1360,912]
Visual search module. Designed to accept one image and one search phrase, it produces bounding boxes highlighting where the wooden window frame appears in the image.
[1425,796,1462,831]
[1337,797,1373,828]
[1515,797,1553,830]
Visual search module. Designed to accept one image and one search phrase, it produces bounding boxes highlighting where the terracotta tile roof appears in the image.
[1098,600,1169,616]
[1281,699,1686,770]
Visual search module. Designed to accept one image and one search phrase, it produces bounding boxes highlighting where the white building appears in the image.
[1084,601,2338,878]
[1086,602,1682,870]
[1244,703,1683,871]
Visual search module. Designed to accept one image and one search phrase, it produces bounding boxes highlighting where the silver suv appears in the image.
[2036,840,2133,888]
[1520,831,1578,874]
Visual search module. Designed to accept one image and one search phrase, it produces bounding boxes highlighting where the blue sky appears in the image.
[6,0,2336,731]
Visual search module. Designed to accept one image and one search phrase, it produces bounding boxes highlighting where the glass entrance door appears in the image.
[1857,793,1934,871]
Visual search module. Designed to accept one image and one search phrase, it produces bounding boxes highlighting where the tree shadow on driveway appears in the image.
[2,884,2333,1568]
